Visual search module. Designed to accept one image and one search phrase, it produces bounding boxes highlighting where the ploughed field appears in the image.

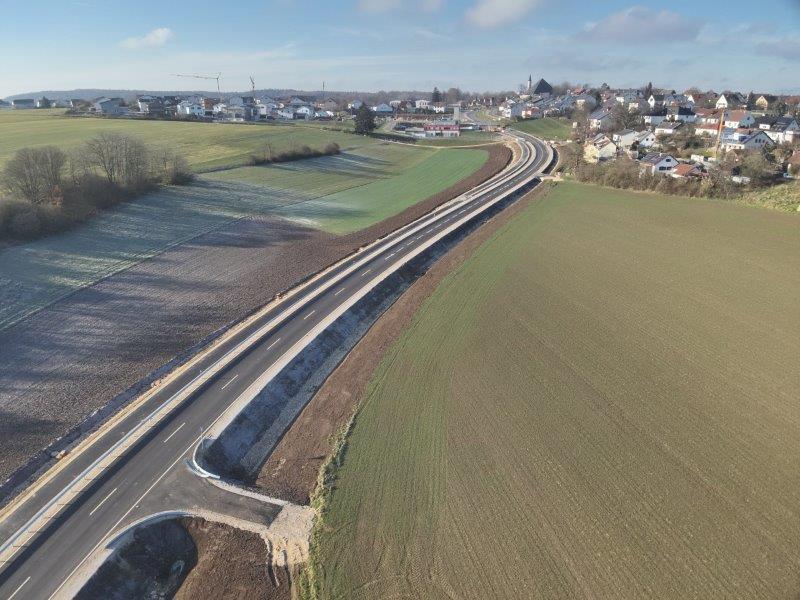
[310,182,800,599]
[0,141,487,330]
[0,109,363,172]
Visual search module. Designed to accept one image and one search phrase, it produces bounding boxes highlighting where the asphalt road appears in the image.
[0,131,551,600]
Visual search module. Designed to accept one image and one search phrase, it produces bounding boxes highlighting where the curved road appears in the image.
[0,132,552,599]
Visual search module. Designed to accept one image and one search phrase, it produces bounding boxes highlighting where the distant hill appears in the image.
[3,88,435,103]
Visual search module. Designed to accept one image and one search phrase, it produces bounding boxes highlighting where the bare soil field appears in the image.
[306,182,800,599]
[0,144,510,490]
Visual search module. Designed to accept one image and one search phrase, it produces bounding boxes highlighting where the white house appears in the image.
[612,129,638,149]
[294,105,314,119]
[655,121,683,136]
[589,108,613,131]
[348,100,364,111]
[92,98,127,115]
[177,101,205,118]
[372,103,393,114]
[415,99,430,110]
[633,130,657,148]
[721,130,774,151]
[723,110,755,129]
[643,109,668,127]
[640,152,677,175]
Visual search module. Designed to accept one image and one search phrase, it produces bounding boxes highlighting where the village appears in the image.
[3,75,799,178]
[500,76,800,182]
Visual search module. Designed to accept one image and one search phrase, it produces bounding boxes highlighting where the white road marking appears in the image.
[362,268,372,276]
[88,488,117,517]
[7,577,30,600]
[334,287,346,296]
[303,310,315,320]
[163,422,186,444]
[220,375,238,390]
[266,338,281,350]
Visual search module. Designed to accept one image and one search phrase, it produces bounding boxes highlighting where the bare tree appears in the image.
[2,146,66,204]
[83,132,151,188]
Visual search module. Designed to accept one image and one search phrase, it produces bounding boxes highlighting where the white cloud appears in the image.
[581,6,701,43]
[120,27,174,50]
[466,0,542,28]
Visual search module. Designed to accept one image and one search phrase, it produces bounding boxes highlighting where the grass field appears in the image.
[417,131,502,148]
[0,143,488,330]
[309,182,800,599]
[0,110,370,172]
[510,117,572,140]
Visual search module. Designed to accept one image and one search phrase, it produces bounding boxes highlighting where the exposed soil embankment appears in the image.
[257,183,552,504]
[0,145,510,501]
[76,516,290,600]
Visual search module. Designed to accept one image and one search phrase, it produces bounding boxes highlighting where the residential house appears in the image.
[670,163,704,179]
[177,101,205,118]
[92,97,127,115]
[294,105,314,119]
[414,99,430,110]
[633,130,657,149]
[724,110,755,129]
[720,130,774,151]
[640,152,677,175]
[11,98,35,109]
[643,108,668,127]
[35,97,52,108]
[584,133,617,163]
[648,94,666,109]
[716,93,744,109]
[612,129,639,150]
[615,89,641,104]
[315,98,338,111]
[755,94,777,110]
[138,98,164,116]
[655,121,684,136]
[372,103,393,115]
[574,93,598,110]
[430,102,448,114]
[756,116,799,144]
[666,106,696,123]
[589,108,614,131]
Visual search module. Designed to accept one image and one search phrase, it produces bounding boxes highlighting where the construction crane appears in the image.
[250,76,255,93]
[171,72,222,95]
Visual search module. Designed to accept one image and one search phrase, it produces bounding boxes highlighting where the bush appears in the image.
[250,141,341,166]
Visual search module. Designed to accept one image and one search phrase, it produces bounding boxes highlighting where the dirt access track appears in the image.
[255,182,550,504]
[0,144,510,498]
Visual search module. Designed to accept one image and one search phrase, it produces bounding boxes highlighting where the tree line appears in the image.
[1,132,193,241]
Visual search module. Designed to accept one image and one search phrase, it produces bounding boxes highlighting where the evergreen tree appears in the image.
[354,104,376,135]
[431,87,442,103]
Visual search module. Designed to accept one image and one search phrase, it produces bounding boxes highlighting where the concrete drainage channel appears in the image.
[75,175,543,599]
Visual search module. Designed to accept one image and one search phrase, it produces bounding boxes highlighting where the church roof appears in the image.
[533,78,553,94]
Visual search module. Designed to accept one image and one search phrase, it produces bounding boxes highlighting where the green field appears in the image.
[417,131,502,148]
[510,117,572,140]
[0,143,488,329]
[0,110,369,172]
[309,182,800,599]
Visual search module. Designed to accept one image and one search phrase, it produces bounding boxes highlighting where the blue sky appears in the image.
[1,0,799,97]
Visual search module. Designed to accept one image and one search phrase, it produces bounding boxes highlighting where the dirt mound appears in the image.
[75,516,290,600]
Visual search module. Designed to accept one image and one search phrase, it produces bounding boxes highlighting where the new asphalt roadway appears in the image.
[0,131,552,599]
